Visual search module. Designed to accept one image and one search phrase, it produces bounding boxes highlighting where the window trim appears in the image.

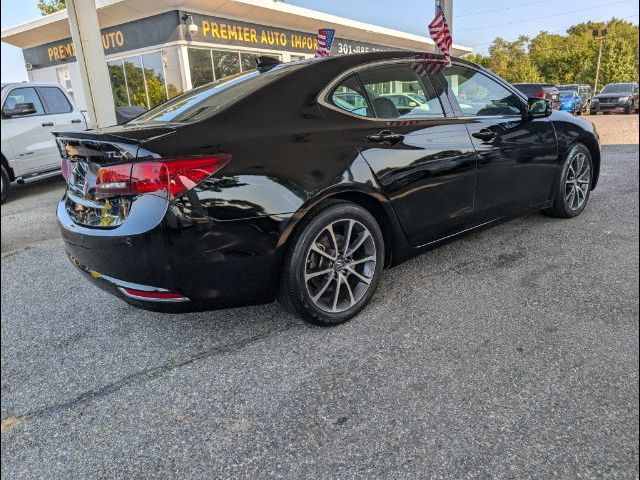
[318,58,451,122]
[439,62,528,119]
[2,86,47,118]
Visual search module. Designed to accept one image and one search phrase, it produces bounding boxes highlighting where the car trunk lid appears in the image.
[54,125,177,228]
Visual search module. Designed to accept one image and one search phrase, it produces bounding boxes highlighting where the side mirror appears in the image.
[527,97,552,118]
[3,102,37,117]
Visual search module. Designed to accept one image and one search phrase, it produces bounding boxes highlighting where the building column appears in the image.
[66,0,117,128]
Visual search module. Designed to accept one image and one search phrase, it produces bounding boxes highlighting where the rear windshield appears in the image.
[559,91,575,98]
[558,85,578,91]
[130,61,305,124]
[601,84,634,94]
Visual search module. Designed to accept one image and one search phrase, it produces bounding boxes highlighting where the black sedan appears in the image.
[55,52,601,326]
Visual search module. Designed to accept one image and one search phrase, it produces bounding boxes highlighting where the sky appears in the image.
[1,0,639,82]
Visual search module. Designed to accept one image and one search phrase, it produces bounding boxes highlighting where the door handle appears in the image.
[367,130,405,144]
[41,122,54,127]
[71,119,82,123]
[472,129,497,142]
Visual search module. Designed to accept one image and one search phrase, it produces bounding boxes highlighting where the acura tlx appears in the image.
[56,52,600,326]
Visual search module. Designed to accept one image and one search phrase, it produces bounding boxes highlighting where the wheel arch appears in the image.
[277,185,407,270]
[1,153,15,181]
[575,135,601,190]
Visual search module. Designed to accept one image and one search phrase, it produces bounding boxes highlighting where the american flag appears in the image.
[315,28,335,58]
[428,4,452,66]
[410,53,449,78]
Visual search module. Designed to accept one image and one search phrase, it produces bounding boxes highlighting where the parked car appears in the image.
[55,52,600,326]
[590,82,639,114]
[558,90,584,115]
[557,84,592,111]
[380,93,446,116]
[1,82,88,203]
[512,83,561,109]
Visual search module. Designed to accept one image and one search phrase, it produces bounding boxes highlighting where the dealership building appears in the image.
[1,0,471,112]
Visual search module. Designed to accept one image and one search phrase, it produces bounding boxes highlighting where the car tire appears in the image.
[278,200,385,326]
[1,165,9,204]
[543,143,593,219]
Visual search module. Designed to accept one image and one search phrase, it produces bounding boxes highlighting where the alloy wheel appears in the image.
[304,219,376,313]
[564,152,591,211]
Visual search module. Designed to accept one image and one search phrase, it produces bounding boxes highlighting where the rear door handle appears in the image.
[472,129,497,142]
[367,130,405,144]
[42,122,54,127]
[71,119,82,123]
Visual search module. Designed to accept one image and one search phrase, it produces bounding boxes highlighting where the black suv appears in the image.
[512,83,561,109]
[590,82,639,114]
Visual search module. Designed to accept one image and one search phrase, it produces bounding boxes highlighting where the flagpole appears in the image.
[435,0,453,54]
[438,0,453,38]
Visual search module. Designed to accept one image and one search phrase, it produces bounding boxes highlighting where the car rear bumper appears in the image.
[57,195,291,313]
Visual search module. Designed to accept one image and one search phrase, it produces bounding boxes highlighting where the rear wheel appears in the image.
[1,165,9,204]
[278,200,384,326]
[543,143,593,218]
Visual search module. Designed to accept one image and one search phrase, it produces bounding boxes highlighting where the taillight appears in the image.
[95,155,230,200]
[535,92,545,98]
[61,157,72,181]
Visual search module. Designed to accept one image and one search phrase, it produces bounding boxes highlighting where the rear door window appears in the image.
[357,63,444,119]
[38,87,72,114]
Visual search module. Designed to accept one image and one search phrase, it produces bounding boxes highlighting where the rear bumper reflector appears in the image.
[118,287,190,303]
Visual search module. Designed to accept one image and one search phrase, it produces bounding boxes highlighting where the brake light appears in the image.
[535,92,546,98]
[95,155,231,200]
[61,157,72,181]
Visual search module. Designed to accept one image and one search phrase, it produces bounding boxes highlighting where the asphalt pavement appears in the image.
[1,117,638,479]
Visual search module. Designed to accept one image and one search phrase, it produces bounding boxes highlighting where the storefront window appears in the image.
[240,52,260,72]
[123,56,147,108]
[141,52,167,108]
[108,48,183,111]
[188,48,214,88]
[107,59,128,107]
[187,48,283,90]
[162,48,183,100]
[212,50,241,80]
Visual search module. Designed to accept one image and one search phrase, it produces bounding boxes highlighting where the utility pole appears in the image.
[592,28,608,94]
[66,0,116,129]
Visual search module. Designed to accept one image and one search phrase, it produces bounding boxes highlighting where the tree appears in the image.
[475,18,639,88]
[37,0,65,15]
[482,36,542,83]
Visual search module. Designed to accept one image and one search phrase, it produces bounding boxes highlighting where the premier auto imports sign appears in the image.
[22,10,395,69]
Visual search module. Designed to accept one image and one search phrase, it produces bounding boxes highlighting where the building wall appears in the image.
[20,9,429,117]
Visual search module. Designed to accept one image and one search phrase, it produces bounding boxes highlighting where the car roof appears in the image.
[2,81,65,88]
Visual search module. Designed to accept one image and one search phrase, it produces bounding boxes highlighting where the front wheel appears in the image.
[543,143,593,218]
[278,201,385,326]
[1,165,10,204]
